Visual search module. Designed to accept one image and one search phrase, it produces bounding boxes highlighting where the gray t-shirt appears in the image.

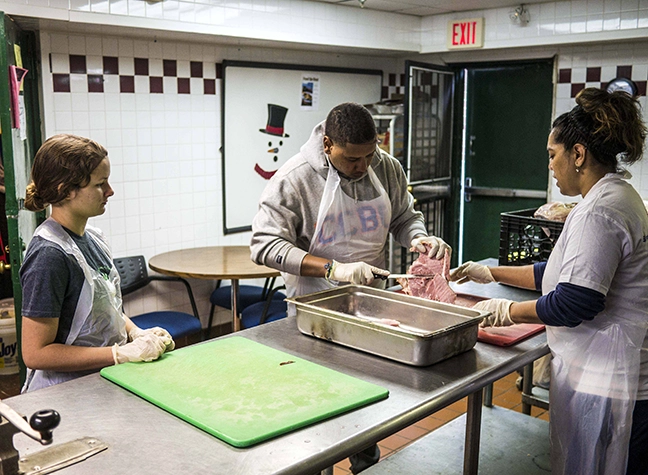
[20,227,112,344]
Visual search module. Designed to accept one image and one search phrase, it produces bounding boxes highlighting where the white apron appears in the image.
[284,163,391,316]
[23,218,127,392]
[547,318,644,475]
[545,268,645,473]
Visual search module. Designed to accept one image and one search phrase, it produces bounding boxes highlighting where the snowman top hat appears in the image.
[259,104,290,137]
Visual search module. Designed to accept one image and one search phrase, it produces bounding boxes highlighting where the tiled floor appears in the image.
[333,371,550,475]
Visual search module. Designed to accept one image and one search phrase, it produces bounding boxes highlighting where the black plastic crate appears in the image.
[499,208,565,266]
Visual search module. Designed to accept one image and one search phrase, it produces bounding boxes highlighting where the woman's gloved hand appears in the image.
[449,261,495,284]
[473,298,515,327]
[410,236,451,259]
[128,326,175,351]
[112,334,168,364]
[328,260,389,285]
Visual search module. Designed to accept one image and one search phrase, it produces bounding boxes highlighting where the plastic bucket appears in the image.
[0,298,18,375]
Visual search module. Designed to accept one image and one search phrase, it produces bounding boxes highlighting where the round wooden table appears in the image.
[149,246,280,332]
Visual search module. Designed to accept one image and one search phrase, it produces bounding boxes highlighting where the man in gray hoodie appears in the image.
[251,102,450,472]
[251,101,449,296]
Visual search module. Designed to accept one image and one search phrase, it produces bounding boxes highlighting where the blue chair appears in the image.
[207,277,285,329]
[240,287,287,329]
[114,256,203,340]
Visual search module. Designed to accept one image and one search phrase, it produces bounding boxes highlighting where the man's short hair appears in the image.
[325,102,376,146]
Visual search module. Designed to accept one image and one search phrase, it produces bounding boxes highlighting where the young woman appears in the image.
[20,134,174,392]
[451,88,648,475]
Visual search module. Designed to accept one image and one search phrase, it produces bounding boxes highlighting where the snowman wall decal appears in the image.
[255,104,290,180]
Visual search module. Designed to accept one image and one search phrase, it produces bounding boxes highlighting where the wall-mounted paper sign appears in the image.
[300,74,320,111]
[447,18,484,49]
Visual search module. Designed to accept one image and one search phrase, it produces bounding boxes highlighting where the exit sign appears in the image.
[447,18,484,49]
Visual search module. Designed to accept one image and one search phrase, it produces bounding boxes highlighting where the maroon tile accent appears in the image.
[420,72,433,86]
[135,58,149,76]
[388,73,396,86]
[636,80,647,96]
[216,63,223,79]
[69,55,87,74]
[120,75,135,93]
[586,67,601,82]
[400,73,406,87]
[617,65,632,78]
[53,73,71,92]
[150,76,163,93]
[87,74,104,93]
[163,59,177,77]
[381,85,388,99]
[204,79,216,95]
[429,84,439,98]
[178,78,190,94]
[103,56,119,75]
[571,83,585,98]
[558,68,571,83]
[190,61,203,78]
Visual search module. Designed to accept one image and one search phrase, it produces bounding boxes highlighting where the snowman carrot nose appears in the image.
[268,147,279,153]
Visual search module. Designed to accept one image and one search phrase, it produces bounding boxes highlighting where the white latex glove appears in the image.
[449,261,495,284]
[410,236,452,260]
[473,298,515,328]
[329,260,389,285]
[128,326,175,351]
[112,333,167,364]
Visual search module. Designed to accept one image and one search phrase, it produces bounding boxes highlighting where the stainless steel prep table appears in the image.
[6,262,547,475]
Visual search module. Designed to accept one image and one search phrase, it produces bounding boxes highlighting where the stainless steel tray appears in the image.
[287,285,490,366]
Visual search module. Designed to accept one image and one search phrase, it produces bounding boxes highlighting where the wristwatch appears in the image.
[324,261,335,282]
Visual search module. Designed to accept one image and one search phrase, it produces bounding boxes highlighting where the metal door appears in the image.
[0,13,44,381]
[458,60,554,263]
[390,61,455,274]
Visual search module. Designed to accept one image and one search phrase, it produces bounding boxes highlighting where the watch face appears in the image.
[606,77,637,96]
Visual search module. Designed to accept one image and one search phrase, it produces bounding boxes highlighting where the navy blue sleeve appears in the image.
[536,282,605,327]
[533,262,546,291]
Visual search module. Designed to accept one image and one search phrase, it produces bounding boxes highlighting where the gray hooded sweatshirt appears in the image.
[250,121,427,276]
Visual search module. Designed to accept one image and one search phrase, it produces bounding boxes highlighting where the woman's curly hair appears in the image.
[551,87,646,170]
[24,134,108,212]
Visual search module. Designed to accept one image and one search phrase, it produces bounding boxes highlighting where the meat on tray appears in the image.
[397,247,457,304]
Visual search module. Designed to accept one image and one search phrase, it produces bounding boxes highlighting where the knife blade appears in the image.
[386,274,437,279]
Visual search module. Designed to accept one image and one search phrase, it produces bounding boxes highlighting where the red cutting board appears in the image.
[477,324,545,346]
[455,293,545,346]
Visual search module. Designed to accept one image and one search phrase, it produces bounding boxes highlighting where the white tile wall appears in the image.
[39,31,400,327]
[22,1,648,328]
[3,0,421,53]
[550,41,648,202]
[420,0,648,53]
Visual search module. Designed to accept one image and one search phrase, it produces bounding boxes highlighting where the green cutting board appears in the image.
[100,336,388,447]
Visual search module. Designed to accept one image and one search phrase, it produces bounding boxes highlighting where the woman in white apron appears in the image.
[20,135,174,392]
[449,88,648,475]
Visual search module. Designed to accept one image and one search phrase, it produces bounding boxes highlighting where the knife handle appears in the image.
[373,273,388,281]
